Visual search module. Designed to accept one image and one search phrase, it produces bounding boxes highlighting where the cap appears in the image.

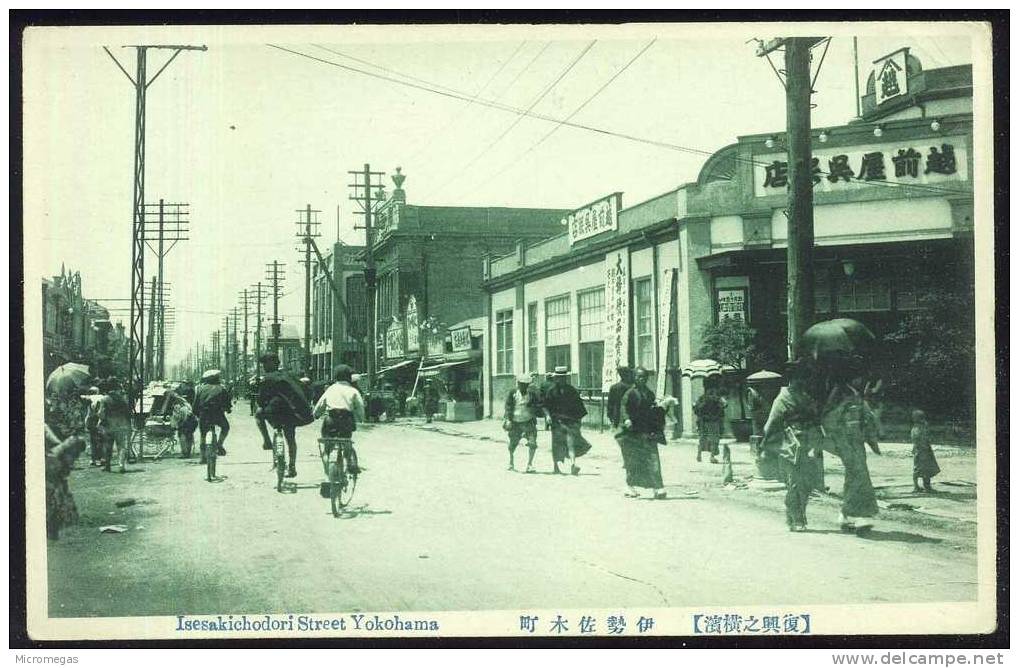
[552,366,570,376]
[516,373,532,384]
[202,369,221,380]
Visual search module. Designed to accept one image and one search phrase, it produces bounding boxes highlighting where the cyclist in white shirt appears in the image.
[313,364,366,474]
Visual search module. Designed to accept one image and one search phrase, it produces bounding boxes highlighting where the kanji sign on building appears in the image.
[405,296,419,352]
[385,319,405,359]
[601,249,630,392]
[450,326,472,353]
[754,137,967,197]
[564,192,622,246]
[716,287,748,324]
[873,48,909,106]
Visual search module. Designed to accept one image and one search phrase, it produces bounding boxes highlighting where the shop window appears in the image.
[495,309,514,375]
[527,302,538,373]
[544,295,571,346]
[837,276,891,312]
[578,288,605,342]
[894,275,932,311]
[579,342,604,390]
[546,345,571,374]
[634,278,655,370]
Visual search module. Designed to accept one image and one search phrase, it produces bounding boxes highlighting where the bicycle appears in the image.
[271,426,286,492]
[318,437,358,517]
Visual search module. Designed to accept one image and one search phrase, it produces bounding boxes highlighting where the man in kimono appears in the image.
[618,367,667,499]
[541,366,591,475]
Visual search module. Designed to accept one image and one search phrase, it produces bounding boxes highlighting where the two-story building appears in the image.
[309,242,367,380]
[483,50,975,437]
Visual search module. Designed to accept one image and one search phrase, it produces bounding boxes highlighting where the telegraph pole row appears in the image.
[141,199,190,381]
[247,283,269,379]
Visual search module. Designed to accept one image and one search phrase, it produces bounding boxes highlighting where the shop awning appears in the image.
[418,360,472,374]
[375,359,419,375]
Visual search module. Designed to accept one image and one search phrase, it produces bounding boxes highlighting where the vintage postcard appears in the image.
[21,19,998,641]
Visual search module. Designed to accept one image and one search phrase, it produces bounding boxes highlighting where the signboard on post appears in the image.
[450,326,472,353]
[601,248,630,392]
[564,192,622,246]
[656,268,675,397]
[716,287,748,324]
[385,320,405,359]
[406,296,419,352]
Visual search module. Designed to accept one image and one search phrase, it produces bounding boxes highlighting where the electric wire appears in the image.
[265,43,967,198]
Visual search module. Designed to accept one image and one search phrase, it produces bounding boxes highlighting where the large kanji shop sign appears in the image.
[873,49,909,106]
[754,137,967,198]
[565,192,622,246]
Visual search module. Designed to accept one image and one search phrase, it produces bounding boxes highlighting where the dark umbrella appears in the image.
[799,318,876,370]
[45,362,91,397]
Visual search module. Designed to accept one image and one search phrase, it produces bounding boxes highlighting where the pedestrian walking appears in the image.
[693,381,727,463]
[541,366,592,475]
[164,388,198,458]
[194,369,232,463]
[83,386,104,467]
[502,373,542,472]
[760,359,826,532]
[617,367,667,499]
[910,409,940,493]
[422,380,440,423]
[823,375,881,533]
[607,366,634,470]
[97,379,132,474]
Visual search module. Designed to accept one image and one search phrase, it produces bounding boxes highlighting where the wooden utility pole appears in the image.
[756,37,824,360]
[248,282,268,378]
[349,163,386,385]
[265,261,286,355]
[295,204,321,375]
[784,38,817,361]
[240,288,250,381]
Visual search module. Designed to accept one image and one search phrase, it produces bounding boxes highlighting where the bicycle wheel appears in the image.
[336,443,357,508]
[329,461,343,517]
[274,432,285,492]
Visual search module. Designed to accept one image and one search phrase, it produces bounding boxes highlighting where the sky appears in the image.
[22,22,978,371]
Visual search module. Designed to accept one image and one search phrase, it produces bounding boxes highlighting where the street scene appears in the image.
[25,22,993,638]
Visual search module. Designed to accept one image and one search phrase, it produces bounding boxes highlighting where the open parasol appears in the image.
[800,318,876,365]
[681,359,723,379]
[45,362,91,397]
[745,369,783,384]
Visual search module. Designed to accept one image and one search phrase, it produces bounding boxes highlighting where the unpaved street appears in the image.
[47,418,978,618]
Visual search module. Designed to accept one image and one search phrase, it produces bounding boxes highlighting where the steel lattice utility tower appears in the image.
[295,204,322,376]
[104,42,206,412]
[141,199,189,380]
[265,262,286,355]
[348,164,387,386]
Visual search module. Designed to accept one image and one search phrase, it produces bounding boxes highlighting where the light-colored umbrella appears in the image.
[746,369,783,383]
[45,362,91,396]
[681,359,723,379]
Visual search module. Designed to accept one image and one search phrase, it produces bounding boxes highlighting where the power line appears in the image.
[266,43,966,198]
[393,40,529,168]
[426,39,597,200]
[468,38,657,195]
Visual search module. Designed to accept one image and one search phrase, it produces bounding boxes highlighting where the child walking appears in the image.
[910,409,940,493]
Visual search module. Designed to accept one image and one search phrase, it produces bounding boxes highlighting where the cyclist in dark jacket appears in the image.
[194,370,231,462]
[255,353,313,478]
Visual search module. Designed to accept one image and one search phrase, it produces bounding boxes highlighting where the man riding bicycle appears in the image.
[312,364,365,476]
[255,353,314,478]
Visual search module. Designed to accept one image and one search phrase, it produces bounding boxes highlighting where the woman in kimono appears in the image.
[617,367,667,499]
[760,359,826,532]
[823,375,881,533]
[693,382,727,463]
